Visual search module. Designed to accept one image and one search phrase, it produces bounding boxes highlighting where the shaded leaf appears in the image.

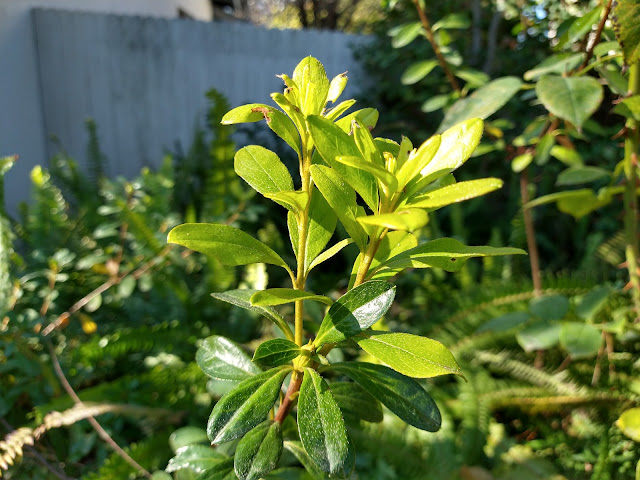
[195,458,236,480]
[524,53,584,81]
[314,280,396,347]
[389,22,423,48]
[401,60,438,85]
[536,75,603,128]
[207,367,291,444]
[439,77,521,132]
[356,331,463,378]
[559,322,602,358]
[529,295,569,320]
[516,320,562,352]
[328,362,441,432]
[555,6,603,51]
[283,441,328,480]
[297,369,353,476]
[329,381,383,423]
[211,289,293,342]
[169,427,209,453]
[612,0,640,64]
[308,239,354,273]
[476,312,531,334]
[234,421,283,480]
[556,166,610,186]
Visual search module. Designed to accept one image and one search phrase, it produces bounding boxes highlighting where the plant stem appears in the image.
[579,0,614,71]
[411,0,461,93]
[275,370,303,423]
[623,62,640,315]
[353,235,383,288]
[520,170,542,296]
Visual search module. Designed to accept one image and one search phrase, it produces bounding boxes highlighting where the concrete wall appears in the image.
[0,5,366,215]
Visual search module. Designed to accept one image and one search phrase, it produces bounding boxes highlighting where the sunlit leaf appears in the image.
[197,335,261,382]
[250,289,332,307]
[252,339,302,367]
[234,421,283,480]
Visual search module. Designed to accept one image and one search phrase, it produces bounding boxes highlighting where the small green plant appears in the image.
[167,56,524,479]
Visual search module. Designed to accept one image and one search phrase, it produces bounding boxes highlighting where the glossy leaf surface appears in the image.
[252,339,303,367]
[297,369,352,476]
[168,224,290,271]
[169,427,209,453]
[356,331,463,378]
[329,362,441,432]
[329,381,383,423]
[197,335,261,382]
[211,289,294,342]
[234,421,283,480]
[207,367,290,444]
[378,237,526,272]
[195,458,236,480]
[314,281,396,347]
[536,75,603,128]
[250,289,332,307]
[166,445,227,473]
[293,56,330,116]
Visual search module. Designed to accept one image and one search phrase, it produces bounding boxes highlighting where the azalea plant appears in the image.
[165,56,524,479]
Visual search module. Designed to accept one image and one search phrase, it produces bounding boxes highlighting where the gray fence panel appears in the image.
[32,9,369,178]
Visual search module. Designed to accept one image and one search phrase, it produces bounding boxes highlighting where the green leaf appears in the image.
[195,458,236,480]
[211,289,294,342]
[325,99,356,122]
[401,60,438,85]
[536,75,603,128]
[168,224,291,272]
[476,312,531,334]
[454,68,490,88]
[596,65,628,96]
[422,94,453,113]
[166,445,228,473]
[432,13,470,30]
[395,135,442,192]
[389,22,423,48]
[378,237,526,273]
[535,133,556,166]
[550,145,583,166]
[308,239,353,273]
[419,118,484,187]
[297,369,353,476]
[250,289,332,307]
[616,408,640,442]
[283,441,328,480]
[353,119,384,166]
[293,56,330,116]
[221,104,301,156]
[516,320,562,352]
[310,165,368,252]
[407,178,503,209]
[335,156,397,191]
[151,472,173,480]
[314,280,396,347]
[525,186,620,218]
[264,191,309,215]
[529,295,569,320]
[272,92,305,133]
[368,231,419,281]
[356,331,462,378]
[439,77,521,132]
[334,108,379,133]
[234,421,283,480]
[327,73,348,104]
[613,95,640,121]
[556,166,610,186]
[555,6,603,51]
[197,336,261,382]
[288,190,337,274]
[328,362,441,432]
[252,339,302,367]
[207,367,291,444]
[169,427,209,453]
[357,209,429,232]
[559,322,602,358]
[235,146,293,197]
[524,53,584,81]
[308,115,379,211]
[329,381,383,423]
[511,153,534,173]
[575,286,611,320]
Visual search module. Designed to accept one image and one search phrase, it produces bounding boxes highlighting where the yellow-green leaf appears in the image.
[357,209,429,232]
[616,408,640,442]
[407,178,503,209]
[250,288,333,307]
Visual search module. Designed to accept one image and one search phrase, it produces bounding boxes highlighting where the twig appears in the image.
[411,0,461,93]
[520,170,542,296]
[46,342,152,479]
[579,0,614,71]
